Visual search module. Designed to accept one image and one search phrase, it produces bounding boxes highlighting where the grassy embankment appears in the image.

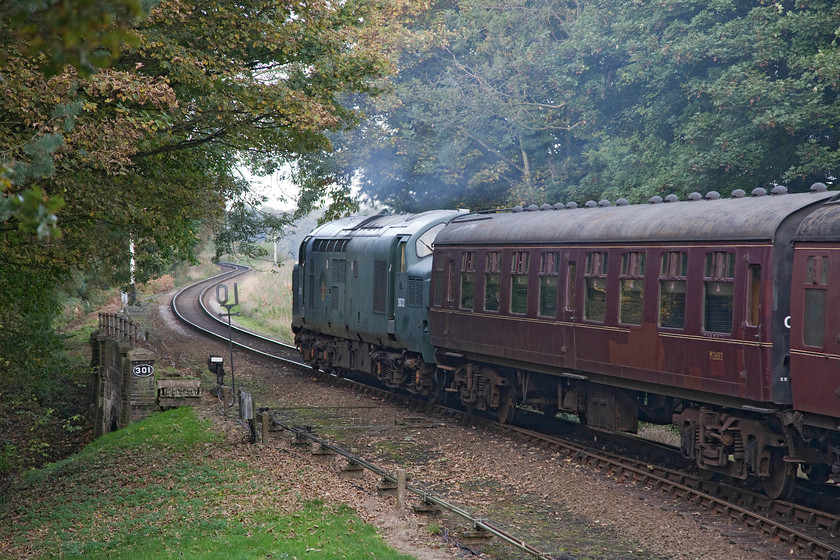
[224,260,296,345]
[0,407,416,560]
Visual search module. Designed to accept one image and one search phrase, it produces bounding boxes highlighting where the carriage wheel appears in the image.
[762,449,795,500]
[496,391,516,424]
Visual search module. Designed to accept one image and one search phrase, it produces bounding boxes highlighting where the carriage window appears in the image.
[566,261,577,312]
[484,251,501,311]
[584,251,608,322]
[511,251,530,314]
[703,251,735,333]
[433,257,444,307]
[746,264,761,327]
[659,251,687,329]
[539,252,559,317]
[619,252,645,325]
[447,259,456,303]
[460,252,476,309]
[803,255,828,347]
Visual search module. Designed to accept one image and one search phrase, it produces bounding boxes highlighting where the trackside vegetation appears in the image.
[0,407,416,560]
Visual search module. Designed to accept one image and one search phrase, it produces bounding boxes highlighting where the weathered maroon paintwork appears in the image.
[430,191,839,425]
[789,203,840,425]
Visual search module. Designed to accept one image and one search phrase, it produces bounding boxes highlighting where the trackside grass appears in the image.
[231,263,295,344]
[0,407,416,560]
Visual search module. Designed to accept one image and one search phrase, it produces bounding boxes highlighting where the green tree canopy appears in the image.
[0,0,392,394]
[335,0,840,212]
[569,0,840,201]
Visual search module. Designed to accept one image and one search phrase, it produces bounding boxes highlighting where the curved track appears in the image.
[171,265,840,559]
[171,262,301,365]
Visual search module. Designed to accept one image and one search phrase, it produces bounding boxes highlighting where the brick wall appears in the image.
[91,314,157,436]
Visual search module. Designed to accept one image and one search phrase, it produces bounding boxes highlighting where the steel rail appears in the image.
[171,262,300,364]
[272,418,558,560]
[458,417,840,559]
[172,267,840,559]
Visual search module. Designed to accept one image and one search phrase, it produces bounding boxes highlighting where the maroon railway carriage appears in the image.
[429,188,840,498]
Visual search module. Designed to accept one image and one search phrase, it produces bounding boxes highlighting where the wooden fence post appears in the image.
[397,468,406,512]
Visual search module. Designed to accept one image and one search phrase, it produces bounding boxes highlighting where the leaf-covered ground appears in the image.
[0,407,424,559]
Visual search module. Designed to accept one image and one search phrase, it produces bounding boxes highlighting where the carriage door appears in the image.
[790,249,840,417]
[560,250,578,366]
[741,252,766,399]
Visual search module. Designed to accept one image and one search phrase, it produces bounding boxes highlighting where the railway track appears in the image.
[171,265,840,560]
[171,262,301,364]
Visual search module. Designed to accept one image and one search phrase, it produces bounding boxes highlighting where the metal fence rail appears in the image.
[98,313,139,347]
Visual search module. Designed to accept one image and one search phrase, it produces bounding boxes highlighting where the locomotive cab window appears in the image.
[398,241,407,274]
[460,252,476,309]
[416,224,444,258]
[539,252,559,317]
[511,251,530,314]
[803,255,829,347]
[619,252,646,325]
[584,252,608,322]
[659,251,687,329]
[484,251,501,312]
[703,251,735,333]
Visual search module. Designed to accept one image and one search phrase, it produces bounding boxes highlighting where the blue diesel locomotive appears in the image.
[292,210,464,396]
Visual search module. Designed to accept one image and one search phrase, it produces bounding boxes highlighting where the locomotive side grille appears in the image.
[308,259,314,309]
[373,260,387,314]
[408,276,424,307]
[292,267,300,315]
[332,259,346,283]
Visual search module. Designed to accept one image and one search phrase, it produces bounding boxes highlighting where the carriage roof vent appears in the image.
[705,191,721,200]
[731,189,746,198]
[526,204,539,211]
[615,198,629,206]
[664,194,679,203]
[598,199,611,207]
[584,200,598,208]
[771,186,788,195]
[688,192,702,201]
[540,203,552,211]
[649,195,663,204]
[554,202,565,210]
[811,182,828,192]
[566,201,579,209]
[751,187,767,197]
[513,205,523,212]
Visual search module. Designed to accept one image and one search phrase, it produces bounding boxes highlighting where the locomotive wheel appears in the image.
[497,391,516,424]
[762,449,795,500]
